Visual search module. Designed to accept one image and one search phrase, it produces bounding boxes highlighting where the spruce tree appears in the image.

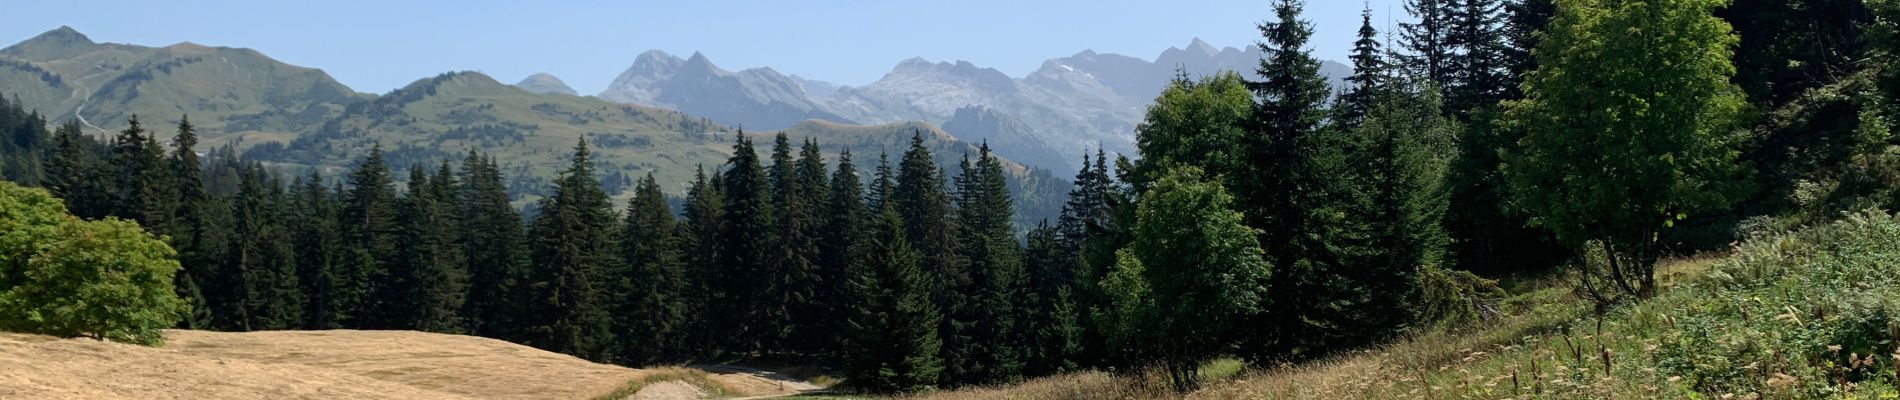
[1400,0,1462,85]
[817,148,865,359]
[842,204,944,394]
[1020,222,1082,376]
[716,133,775,357]
[1446,0,1511,114]
[45,121,108,219]
[227,164,301,330]
[290,172,341,329]
[524,139,620,360]
[617,174,689,365]
[891,132,969,385]
[1336,5,1390,129]
[391,164,467,333]
[460,152,529,339]
[679,166,725,357]
[337,144,398,328]
[108,115,168,225]
[762,133,821,355]
[166,118,217,329]
[950,144,1026,384]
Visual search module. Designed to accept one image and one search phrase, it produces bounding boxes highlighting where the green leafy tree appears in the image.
[0,181,186,345]
[841,204,944,394]
[1106,166,1270,391]
[1131,72,1253,192]
[1504,0,1749,304]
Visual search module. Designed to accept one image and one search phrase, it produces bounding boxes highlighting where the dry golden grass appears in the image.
[0,329,816,400]
[911,370,1173,400]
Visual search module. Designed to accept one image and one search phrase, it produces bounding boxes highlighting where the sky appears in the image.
[0,0,1394,95]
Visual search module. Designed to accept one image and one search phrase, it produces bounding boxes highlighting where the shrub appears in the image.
[0,182,185,345]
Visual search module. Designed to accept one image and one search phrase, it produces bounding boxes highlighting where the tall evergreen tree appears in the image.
[165,118,217,329]
[108,115,168,225]
[679,165,725,357]
[1020,221,1083,376]
[891,132,969,385]
[949,144,1026,384]
[226,164,301,330]
[1336,4,1390,129]
[841,204,945,394]
[762,133,822,355]
[460,152,529,339]
[523,139,620,360]
[617,174,689,365]
[716,133,775,357]
[389,164,467,333]
[817,148,865,359]
[1401,0,1462,85]
[289,172,341,329]
[45,121,108,220]
[1446,0,1512,114]
[337,144,399,328]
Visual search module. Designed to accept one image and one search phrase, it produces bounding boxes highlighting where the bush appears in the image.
[0,181,185,345]
[1655,210,1900,397]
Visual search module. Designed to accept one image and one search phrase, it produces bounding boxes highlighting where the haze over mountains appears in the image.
[589,39,1350,173]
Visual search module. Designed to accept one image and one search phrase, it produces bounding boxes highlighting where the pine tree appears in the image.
[761,133,821,355]
[460,152,529,339]
[842,204,944,394]
[1020,222,1082,376]
[336,144,398,328]
[891,132,969,385]
[165,118,217,329]
[1337,81,1460,342]
[1336,4,1390,129]
[1401,0,1462,85]
[108,115,168,224]
[868,153,895,211]
[391,164,467,333]
[45,121,108,220]
[1055,149,1123,368]
[817,148,865,359]
[617,174,689,365]
[679,166,725,357]
[1446,0,1511,114]
[290,172,341,329]
[716,133,775,357]
[523,139,620,360]
[227,164,302,330]
[950,144,1026,384]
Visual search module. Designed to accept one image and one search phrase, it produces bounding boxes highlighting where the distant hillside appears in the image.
[0,26,366,144]
[0,27,1063,214]
[512,72,577,96]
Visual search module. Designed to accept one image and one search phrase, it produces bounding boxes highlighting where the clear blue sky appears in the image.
[0,0,1398,95]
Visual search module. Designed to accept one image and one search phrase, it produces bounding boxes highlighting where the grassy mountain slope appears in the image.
[0,26,366,143]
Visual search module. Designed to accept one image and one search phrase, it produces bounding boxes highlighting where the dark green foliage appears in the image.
[337,145,398,328]
[1334,82,1460,338]
[1335,5,1389,129]
[0,96,49,186]
[715,133,775,357]
[679,166,724,358]
[1400,0,1459,85]
[949,145,1025,384]
[1019,222,1082,376]
[763,133,824,356]
[225,163,301,330]
[44,121,110,220]
[816,148,865,360]
[891,132,970,385]
[523,139,620,361]
[841,205,944,394]
[1445,0,1511,115]
[617,174,690,365]
[289,172,340,329]
[389,164,467,333]
[1722,0,1873,107]
[460,152,529,339]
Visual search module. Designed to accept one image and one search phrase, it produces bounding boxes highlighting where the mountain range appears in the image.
[587,38,1351,174]
[0,27,1055,209]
